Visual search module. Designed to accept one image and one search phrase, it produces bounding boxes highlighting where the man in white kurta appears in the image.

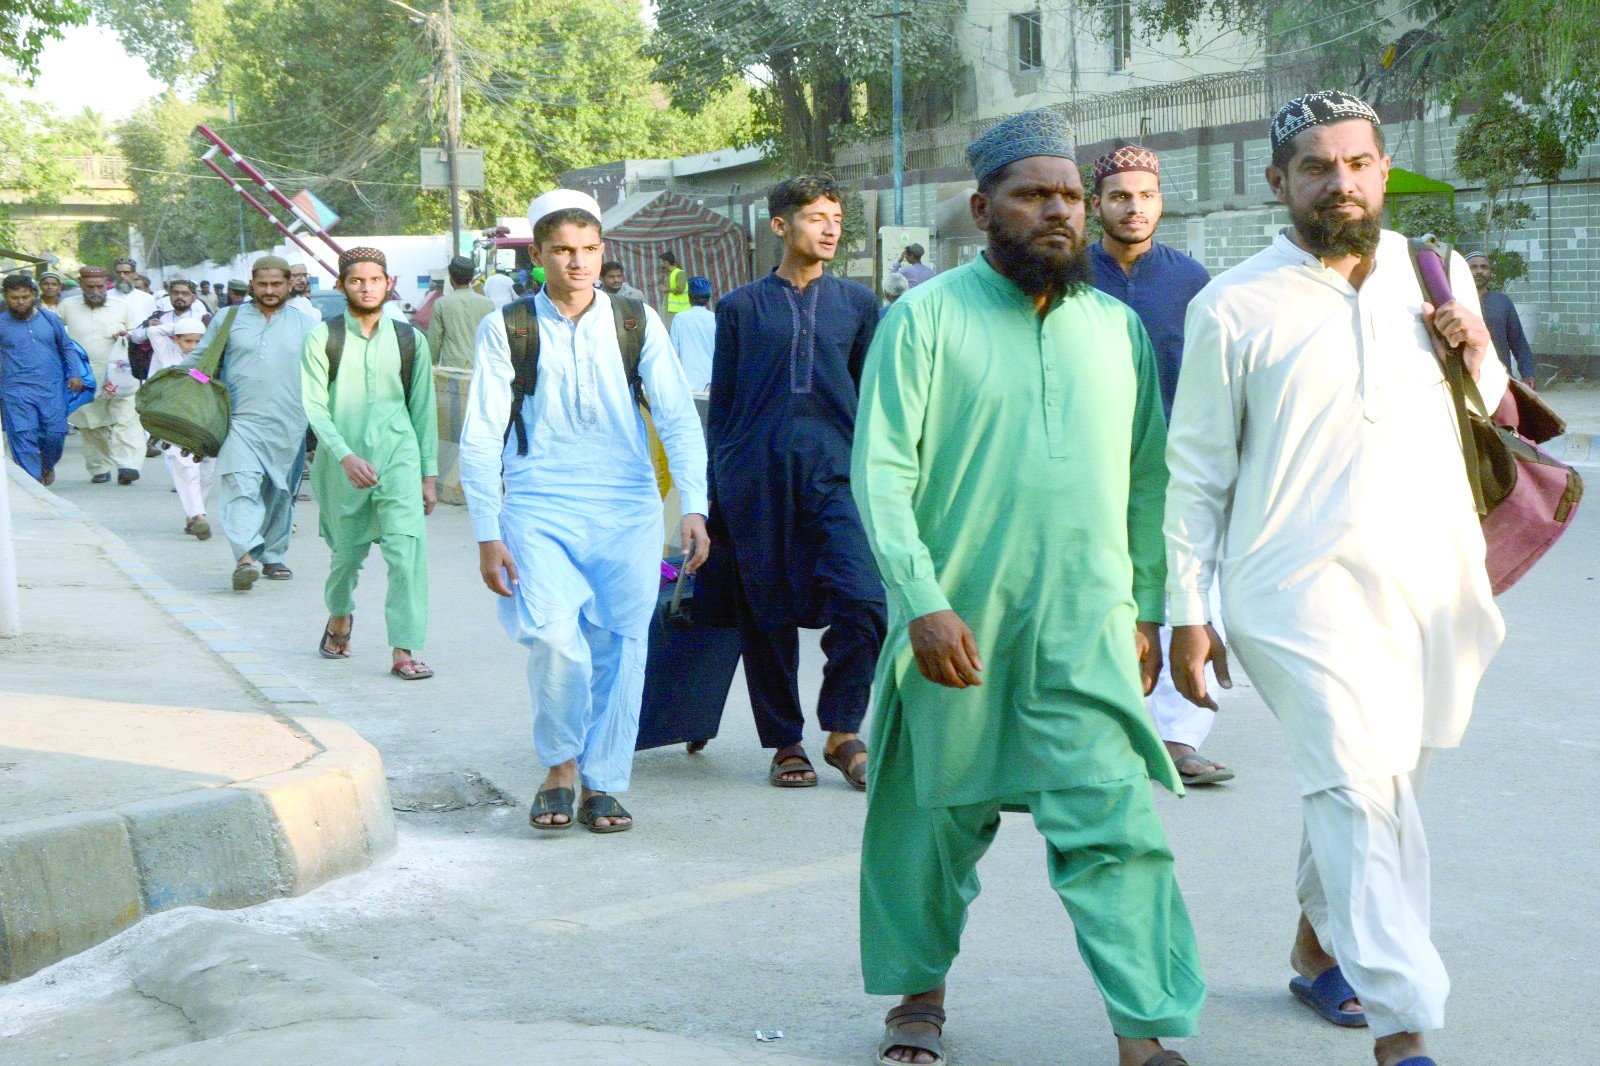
[460,190,709,834]
[1164,93,1505,1066]
[58,268,142,484]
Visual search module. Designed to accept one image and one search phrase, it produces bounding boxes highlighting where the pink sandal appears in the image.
[391,659,434,680]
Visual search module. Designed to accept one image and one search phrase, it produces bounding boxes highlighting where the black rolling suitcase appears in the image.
[635,560,742,751]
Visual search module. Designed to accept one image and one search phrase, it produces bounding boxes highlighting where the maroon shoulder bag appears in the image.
[1409,238,1583,594]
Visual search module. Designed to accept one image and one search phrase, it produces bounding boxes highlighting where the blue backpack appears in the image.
[63,336,97,415]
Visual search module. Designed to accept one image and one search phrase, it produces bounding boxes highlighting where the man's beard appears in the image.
[1101,216,1155,247]
[987,218,1093,299]
[254,292,284,309]
[7,304,32,320]
[1291,192,1382,258]
[114,279,134,294]
[84,293,105,308]
[172,298,192,314]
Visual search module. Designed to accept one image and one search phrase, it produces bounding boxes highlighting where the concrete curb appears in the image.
[0,716,394,982]
[1,468,397,982]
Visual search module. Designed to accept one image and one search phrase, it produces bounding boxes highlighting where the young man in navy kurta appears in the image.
[1088,145,1231,790]
[703,176,886,790]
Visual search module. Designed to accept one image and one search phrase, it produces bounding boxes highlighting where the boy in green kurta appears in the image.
[851,111,1204,1066]
[301,247,440,680]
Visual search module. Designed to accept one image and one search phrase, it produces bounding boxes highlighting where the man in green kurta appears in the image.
[852,110,1204,1066]
[301,247,440,680]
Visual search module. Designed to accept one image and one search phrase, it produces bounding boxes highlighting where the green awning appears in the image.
[1386,168,1455,202]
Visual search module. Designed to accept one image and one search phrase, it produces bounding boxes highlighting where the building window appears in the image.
[1012,10,1043,73]
[1108,0,1132,71]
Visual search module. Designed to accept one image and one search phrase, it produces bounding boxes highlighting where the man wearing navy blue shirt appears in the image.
[1467,251,1538,387]
[701,176,886,792]
[1088,145,1232,787]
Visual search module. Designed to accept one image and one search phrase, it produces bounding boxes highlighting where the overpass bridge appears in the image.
[0,157,134,223]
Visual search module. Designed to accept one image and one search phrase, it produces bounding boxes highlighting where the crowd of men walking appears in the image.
[0,88,1549,1066]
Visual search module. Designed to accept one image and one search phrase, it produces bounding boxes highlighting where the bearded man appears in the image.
[1165,91,1505,1066]
[853,108,1203,1066]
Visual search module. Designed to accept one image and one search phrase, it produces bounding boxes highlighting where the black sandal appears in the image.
[529,787,575,831]
[577,793,633,834]
[319,617,352,659]
[769,743,818,788]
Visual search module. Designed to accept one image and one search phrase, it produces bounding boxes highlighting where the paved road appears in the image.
[8,401,1599,1063]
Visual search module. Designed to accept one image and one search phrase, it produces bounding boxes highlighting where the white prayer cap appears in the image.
[171,316,208,336]
[528,189,603,232]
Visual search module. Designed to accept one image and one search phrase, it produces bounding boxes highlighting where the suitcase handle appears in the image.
[667,566,690,623]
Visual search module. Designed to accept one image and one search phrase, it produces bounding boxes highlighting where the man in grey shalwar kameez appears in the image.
[184,256,316,591]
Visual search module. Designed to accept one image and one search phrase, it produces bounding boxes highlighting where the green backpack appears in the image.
[135,307,238,458]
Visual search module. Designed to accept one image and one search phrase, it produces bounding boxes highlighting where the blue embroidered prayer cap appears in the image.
[967,108,1077,181]
[687,276,712,298]
[1269,90,1381,154]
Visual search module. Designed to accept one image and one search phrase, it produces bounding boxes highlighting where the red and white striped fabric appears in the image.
[601,191,750,312]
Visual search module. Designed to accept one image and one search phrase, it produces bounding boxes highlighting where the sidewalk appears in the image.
[0,465,818,1064]
[0,468,393,981]
[1543,381,1600,468]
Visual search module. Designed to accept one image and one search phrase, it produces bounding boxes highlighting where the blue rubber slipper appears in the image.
[1289,965,1367,1027]
[1394,1059,1437,1066]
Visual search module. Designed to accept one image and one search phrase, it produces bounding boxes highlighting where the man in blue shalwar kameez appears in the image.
[461,190,710,835]
[0,275,85,484]
[700,176,887,791]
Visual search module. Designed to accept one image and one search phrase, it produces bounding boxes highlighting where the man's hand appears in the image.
[421,476,437,516]
[101,381,118,397]
[1170,623,1232,711]
[1135,621,1162,696]
[478,540,519,597]
[1523,375,1538,390]
[66,376,85,394]
[340,454,379,489]
[1423,300,1491,380]
[680,514,710,573]
[909,609,984,689]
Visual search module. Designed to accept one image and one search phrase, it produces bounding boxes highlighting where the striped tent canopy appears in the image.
[600,191,750,312]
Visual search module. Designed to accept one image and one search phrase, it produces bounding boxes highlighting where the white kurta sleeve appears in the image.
[459,311,515,543]
[1164,298,1245,627]
[637,306,709,517]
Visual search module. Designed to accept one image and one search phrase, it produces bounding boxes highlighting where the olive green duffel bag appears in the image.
[135,307,238,459]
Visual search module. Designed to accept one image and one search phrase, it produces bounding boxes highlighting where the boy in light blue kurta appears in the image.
[183,257,316,591]
[460,190,710,835]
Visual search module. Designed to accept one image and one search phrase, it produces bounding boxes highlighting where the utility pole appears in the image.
[228,92,247,256]
[891,12,905,226]
[436,0,464,256]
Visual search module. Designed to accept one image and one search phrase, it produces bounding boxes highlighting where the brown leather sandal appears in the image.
[824,737,868,791]
[1142,1050,1190,1066]
[878,1002,946,1065]
[768,743,818,787]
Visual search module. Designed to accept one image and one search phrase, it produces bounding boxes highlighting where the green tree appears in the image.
[454,0,755,225]
[90,0,755,249]
[1,0,87,78]
[1133,0,1599,162]
[0,85,82,246]
[115,94,278,268]
[651,0,962,169]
